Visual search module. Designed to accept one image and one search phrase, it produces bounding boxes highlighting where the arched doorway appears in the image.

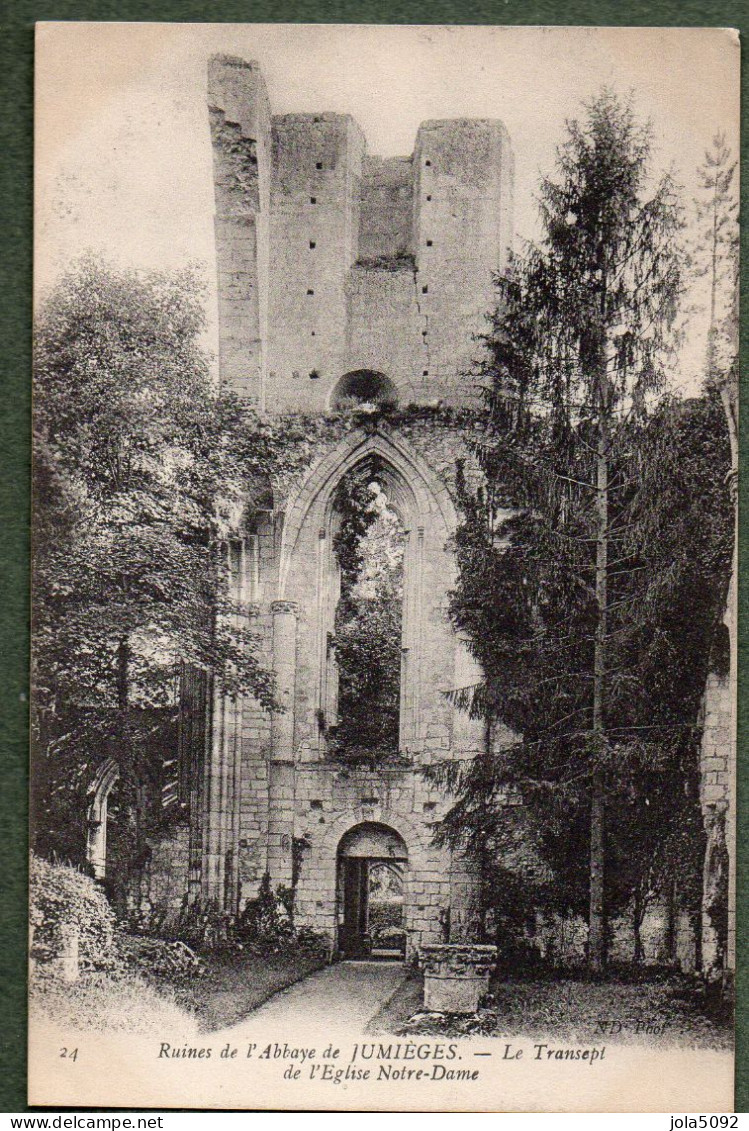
[337,822,408,959]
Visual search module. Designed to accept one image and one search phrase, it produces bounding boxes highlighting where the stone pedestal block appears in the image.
[60,924,80,985]
[420,943,497,1013]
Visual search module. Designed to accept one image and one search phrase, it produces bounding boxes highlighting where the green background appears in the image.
[1,0,746,1113]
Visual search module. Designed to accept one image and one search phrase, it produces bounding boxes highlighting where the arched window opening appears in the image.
[86,758,120,882]
[330,370,398,411]
[326,463,406,765]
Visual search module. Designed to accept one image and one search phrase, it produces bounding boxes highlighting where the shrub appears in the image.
[293,925,330,957]
[173,897,234,951]
[235,873,294,954]
[118,934,206,983]
[30,854,120,976]
[231,875,329,959]
[152,876,329,960]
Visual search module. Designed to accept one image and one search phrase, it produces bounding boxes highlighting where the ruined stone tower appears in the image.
[187,55,514,957]
[208,55,513,413]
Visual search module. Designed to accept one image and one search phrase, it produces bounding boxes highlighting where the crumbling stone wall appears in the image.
[700,664,734,975]
[208,55,271,407]
[207,56,513,414]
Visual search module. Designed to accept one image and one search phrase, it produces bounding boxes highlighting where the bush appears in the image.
[118,934,206,983]
[230,875,329,959]
[173,897,234,951]
[235,874,294,954]
[293,925,330,958]
[30,854,120,976]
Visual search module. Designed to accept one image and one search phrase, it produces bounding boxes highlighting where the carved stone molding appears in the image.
[271,600,300,617]
[419,943,497,978]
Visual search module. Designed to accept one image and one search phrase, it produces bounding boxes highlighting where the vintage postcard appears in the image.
[30,23,739,1111]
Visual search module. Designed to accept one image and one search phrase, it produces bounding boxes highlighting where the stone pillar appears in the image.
[201,683,244,910]
[202,689,226,903]
[208,56,271,406]
[267,600,298,887]
[201,539,253,912]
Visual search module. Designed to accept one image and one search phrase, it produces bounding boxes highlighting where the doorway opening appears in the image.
[337,822,408,960]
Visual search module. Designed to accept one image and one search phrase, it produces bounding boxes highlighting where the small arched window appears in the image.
[329,370,398,411]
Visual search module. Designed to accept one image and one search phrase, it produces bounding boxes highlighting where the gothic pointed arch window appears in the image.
[280,430,458,765]
[325,461,406,764]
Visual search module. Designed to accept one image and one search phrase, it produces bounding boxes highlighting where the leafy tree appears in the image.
[615,393,732,962]
[32,257,281,871]
[439,92,730,969]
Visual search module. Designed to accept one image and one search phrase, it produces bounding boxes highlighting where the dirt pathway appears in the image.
[219,960,407,1040]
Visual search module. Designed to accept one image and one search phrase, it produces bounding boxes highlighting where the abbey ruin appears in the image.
[82,55,733,975]
[177,54,514,958]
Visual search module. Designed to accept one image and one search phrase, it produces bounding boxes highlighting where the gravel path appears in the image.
[219,960,407,1040]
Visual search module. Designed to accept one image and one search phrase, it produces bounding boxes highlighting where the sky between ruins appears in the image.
[35,23,739,396]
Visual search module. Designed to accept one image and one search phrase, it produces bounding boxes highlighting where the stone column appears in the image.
[267,600,299,887]
[202,688,229,903]
[452,637,486,756]
[202,679,243,910]
[201,541,253,911]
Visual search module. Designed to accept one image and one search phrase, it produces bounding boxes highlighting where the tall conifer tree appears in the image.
[446,93,690,969]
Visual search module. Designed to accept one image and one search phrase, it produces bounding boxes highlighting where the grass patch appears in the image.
[174,950,327,1032]
[373,973,733,1049]
[30,972,197,1035]
[30,949,326,1035]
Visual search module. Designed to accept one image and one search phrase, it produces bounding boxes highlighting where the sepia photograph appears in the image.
[30,22,739,1111]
